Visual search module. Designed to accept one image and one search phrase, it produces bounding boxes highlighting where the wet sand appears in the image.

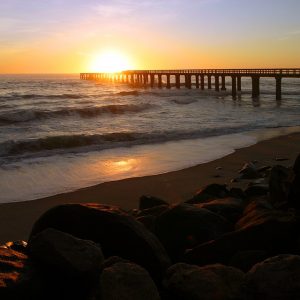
[0,132,299,244]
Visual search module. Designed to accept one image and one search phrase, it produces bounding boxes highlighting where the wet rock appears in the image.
[196,197,245,223]
[5,241,28,254]
[229,188,245,199]
[0,247,39,299]
[100,262,160,300]
[29,203,171,282]
[164,263,245,300]
[136,215,156,232]
[269,165,292,205]
[228,250,268,272]
[244,184,269,198]
[238,162,260,180]
[139,195,168,210]
[137,205,169,218]
[244,255,300,300]
[289,154,300,209]
[28,228,104,277]
[155,204,231,260]
[275,157,289,162]
[184,210,298,266]
[186,184,229,204]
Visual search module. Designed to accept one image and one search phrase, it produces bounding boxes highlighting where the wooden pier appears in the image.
[80,69,300,100]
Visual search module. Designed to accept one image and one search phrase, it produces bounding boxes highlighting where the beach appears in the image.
[0,131,299,244]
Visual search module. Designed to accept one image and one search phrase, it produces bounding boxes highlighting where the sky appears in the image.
[0,0,300,73]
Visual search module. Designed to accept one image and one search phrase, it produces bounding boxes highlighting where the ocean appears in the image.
[0,74,300,203]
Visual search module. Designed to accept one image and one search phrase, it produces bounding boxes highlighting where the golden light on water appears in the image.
[88,50,133,73]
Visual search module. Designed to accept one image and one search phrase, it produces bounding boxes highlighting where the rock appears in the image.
[155,204,231,260]
[293,153,300,174]
[139,195,168,210]
[228,188,245,199]
[238,162,260,179]
[136,215,156,232]
[5,241,28,254]
[269,165,292,205]
[29,203,171,282]
[164,263,245,300]
[0,247,40,299]
[28,228,104,277]
[244,255,300,300]
[184,210,298,266]
[228,250,268,272]
[186,184,229,204]
[257,165,271,173]
[275,157,289,162]
[289,154,300,209]
[196,197,245,223]
[100,262,160,300]
[244,184,269,198]
[137,205,169,218]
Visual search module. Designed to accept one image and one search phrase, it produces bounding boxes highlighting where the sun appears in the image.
[88,50,132,73]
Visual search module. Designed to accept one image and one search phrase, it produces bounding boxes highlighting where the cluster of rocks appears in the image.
[1,154,300,299]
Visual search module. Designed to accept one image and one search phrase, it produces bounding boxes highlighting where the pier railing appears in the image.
[122,69,300,75]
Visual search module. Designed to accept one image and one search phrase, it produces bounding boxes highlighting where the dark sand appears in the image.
[0,132,299,244]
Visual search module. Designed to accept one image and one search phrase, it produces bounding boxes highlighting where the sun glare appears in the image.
[89,50,132,73]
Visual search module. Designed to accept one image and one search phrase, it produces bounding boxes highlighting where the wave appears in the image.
[116,91,139,96]
[0,93,85,101]
[0,125,265,158]
[0,103,155,125]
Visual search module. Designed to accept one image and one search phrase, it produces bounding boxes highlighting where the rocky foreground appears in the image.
[1,154,300,300]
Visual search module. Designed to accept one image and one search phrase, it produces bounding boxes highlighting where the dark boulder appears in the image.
[136,215,156,233]
[244,255,300,300]
[164,263,245,300]
[137,205,169,218]
[99,261,161,300]
[139,195,168,210]
[29,203,171,282]
[196,197,245,223]
[155,204,231,261]
[28,228,104,277]
[269,165,292,206]
[289,154,300,209]
[244,184,269,198]
[228,250,268,272]
[184,210,298,266]
[186,184,229,204]
[238,162,260,180]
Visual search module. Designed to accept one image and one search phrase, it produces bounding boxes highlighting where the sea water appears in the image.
[0,74,299,203]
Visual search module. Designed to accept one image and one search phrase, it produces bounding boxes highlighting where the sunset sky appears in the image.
[1,0,300,73]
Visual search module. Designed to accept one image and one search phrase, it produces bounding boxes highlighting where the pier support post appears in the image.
[237,76,242,91]
[196,75,199,89]
[232,76,237,98]
[252,76,260,98]
[143,74,147,85]
[166,75,171,89]
[176,75,181,89]
[158,74,162,88]
[185,75,191,89]
[215,75,219,91]
[221,76,226,90]
[276,76,282,100]
[150,75,154,88]
[208,76,212,89]
[201,75,205,90]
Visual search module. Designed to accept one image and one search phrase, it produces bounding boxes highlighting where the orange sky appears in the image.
[1,0,300,73]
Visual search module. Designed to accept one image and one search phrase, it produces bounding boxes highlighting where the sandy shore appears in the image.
[0,132,299,244]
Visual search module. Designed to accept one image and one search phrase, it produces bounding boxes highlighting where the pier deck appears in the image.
[80,69,300,100]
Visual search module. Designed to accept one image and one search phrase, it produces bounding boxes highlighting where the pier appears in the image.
[80,69,300,100]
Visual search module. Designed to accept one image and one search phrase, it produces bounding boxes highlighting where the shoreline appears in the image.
[0,131,300,243]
